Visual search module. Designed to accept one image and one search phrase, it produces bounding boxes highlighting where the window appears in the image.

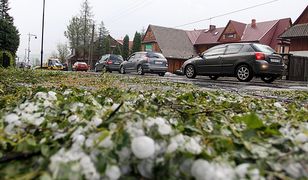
[225,45,243,54]
[146,52,165,59]
[204,47,226,56]
[223,33,236,39]
[145,44,153,51]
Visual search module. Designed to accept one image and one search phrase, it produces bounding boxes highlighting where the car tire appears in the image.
[209,75,219,80]
[261,75,277,83]
[185,64,197,78]
[102,66,107,73]
[120,66,126,74]
[159,72,165,77]
[137,65,144,75]
[236,65,253,82]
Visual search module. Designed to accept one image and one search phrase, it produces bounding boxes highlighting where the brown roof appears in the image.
[116,40,133,50]
[230,20,246,38]
[186,29,204,44]
[280,23,308,38]
[194,27,225,45]
[150,25,197,59]
[241,20,279,42]
[294,6,308,25]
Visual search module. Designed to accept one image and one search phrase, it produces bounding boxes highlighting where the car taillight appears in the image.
[107,60,112,64]
[255,52,265,60]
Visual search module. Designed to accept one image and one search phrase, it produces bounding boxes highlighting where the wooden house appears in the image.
[280,6,308,57]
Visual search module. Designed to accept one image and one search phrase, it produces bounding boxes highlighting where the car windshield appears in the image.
[253,44,276,54]
[146,52,165,59]
[110,55,123,61]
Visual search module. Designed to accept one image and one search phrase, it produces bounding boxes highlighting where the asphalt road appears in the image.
[96,71,308,92]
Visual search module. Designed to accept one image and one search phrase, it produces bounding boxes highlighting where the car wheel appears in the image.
[102,66,107,73]
[137,65,144,75]
[209,75,219,80]
[159,72,165,77]
[185,64,196,78]
[120,66,126,74]
[94,67,98,72]
[261,75,277,83]
[236,65,253,82]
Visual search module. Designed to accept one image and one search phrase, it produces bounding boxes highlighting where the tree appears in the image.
[80,0,94,61]
[64,16,83,52]
[132,32,142,53]
[0,19,19,55]
[113,44,122,55]
[103,37,110,55]
[140,27,146,39]
[95,21,109,56]
[57,43,70,63]
[0,0,13,23]
[122,35,129,60]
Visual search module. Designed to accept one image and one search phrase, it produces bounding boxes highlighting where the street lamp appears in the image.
[40,0,46,68]
[27,33,37,65]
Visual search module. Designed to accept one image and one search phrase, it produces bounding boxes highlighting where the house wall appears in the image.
[290,38,308,51]
[167,58,186,73]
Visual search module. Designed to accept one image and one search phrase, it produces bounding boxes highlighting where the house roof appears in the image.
[241,20,279,42]
[186,29,204,44]
[116,40,133,49]
[230,20,247,38]
[280,23,308,38]
[194,27,225,45]
[150,25,197,59]
[294,6,308,25]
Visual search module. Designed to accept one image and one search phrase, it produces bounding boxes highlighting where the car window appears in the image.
[110,55,123,61]
[128,54,136,61]
[204,47,226,56]
[241,45,255,52]
[146,52,165,59]
[225,45,243,54]
[253,44,275,53]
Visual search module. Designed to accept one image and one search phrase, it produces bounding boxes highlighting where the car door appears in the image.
[222,44,244,74]
[125,53,136,72]
[197,46,226,74]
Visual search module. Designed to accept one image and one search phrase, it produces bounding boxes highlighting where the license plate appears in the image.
[114,62,120,65]
[155,61,163,65]
[271,59,280,63]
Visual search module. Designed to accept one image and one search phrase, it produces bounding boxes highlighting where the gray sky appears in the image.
[10,0,308,61]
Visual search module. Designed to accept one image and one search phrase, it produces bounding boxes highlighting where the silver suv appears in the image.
[120,52,168,76]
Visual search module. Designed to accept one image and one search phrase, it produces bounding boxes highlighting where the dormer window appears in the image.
[223,33,236,39]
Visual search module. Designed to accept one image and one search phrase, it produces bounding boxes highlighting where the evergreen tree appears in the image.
[113,44,122,55]
[0,19,19,55]
[64,16,83,51]
[122,35,129,60]
[132,32,142,53]
[103,37,110,54]
[96,21,109,56]
[0,0,13,23]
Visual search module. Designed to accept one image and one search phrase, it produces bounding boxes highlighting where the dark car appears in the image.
[181,43,285,83]
[95,54,123,72]
[119,52,168,76]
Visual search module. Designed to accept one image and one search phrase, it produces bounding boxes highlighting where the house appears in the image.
[280,6,308,57]
[142,25,198,73]
[142,18,291,73]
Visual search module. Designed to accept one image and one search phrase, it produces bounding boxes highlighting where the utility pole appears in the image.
[40,0,46,68]
[83,1,87,62]
[27,33,37,65]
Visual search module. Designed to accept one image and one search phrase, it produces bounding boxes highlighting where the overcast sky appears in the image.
[10,0,307,61]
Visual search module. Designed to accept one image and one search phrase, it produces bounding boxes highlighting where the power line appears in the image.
[107,0,154,26]
[174,0,280,28]
[106,0,150,24]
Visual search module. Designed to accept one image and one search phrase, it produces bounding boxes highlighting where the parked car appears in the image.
[181,43,285,83]
[119,52,168,76]
[95,54,123,72]
[72,62,89,71]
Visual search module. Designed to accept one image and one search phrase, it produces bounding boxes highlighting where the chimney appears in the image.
[251,19,257,28]
[209,25,216,31]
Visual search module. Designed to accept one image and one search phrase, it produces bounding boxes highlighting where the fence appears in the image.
[288,55,308,81]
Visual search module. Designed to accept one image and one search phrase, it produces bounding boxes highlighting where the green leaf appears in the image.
[237,113,264,130]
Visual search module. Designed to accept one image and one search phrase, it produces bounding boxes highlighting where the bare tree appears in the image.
[57,43,70,63]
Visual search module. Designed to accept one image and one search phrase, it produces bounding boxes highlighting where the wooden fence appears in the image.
[288,55,308,81]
